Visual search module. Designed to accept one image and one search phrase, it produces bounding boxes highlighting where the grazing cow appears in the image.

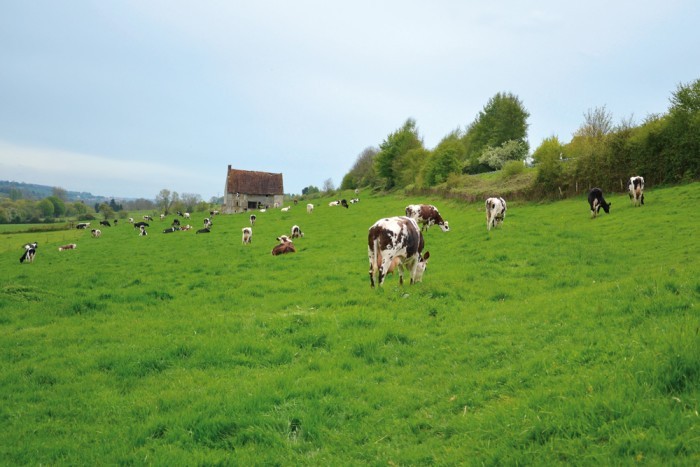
[172,218,181,227]
[272,235,296,255]
[20,242,38,263]
[367,216,430,287]
[328,200,340,207]
[281,206,291,212]
[242,227,252,244]
[99,220,111,227]
[160,214,165,221]
[139,225,148,236]
[177,211,184,217]
[196,227,211,234]
[203,218,213,229]
[163,227,179,233]
[91,229,102,238]
[114,219,118,225]
[628,176,645,207]
[350,198,360,204]
[128,217,134,224]
[183,212,191,219]
[307,203,314,214]
[210,210,220,216]
[405,204,450,232]
[340,199,349,208]
[144,215,154,221]
[588,188,611,218]
[485,197,507,231]
[58,243,77,251]
[291,225,304,238]
[76,222,90,229]
[133,221,149,228]
[250,214,257,226]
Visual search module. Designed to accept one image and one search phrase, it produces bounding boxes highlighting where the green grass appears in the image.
[1,184,699,464]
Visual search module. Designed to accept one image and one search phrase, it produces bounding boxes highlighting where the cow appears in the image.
[91,229,102,238]
[328,200,340,207]
[128,217,134,224]
[133,221,149,228]
[76,222,90,229]
[272,235,296,255]
[250,214,257,226]
[180,224,192,231]
[350,198,360,204]
[172,218,181,227]
[281,206,291,212]
[588,188,611,218]
[139,225,148,236]
[405,204,450,232]
[367,216,430,287]
[291,225,304,238]
[196,227,211,234]
[628,176,645,207]
[183,212,191,219]
[307,203,314,214]
[203,218,213,229]
[99,220,111,227]
[242,227,252,244]
[210,210,220,216]
[340,199,349,208]
[160,214,166,221]
[58,243,77,251]
[144,215,154,221]
[114,219,118,225]
[163,227,179,233]
[485,197,507,231]
[20,242,38,263]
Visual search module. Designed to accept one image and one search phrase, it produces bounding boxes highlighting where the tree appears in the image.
[575,106,614,140]
[374,118,423,189]
[322,178,335,193]
[533,136,566,196]
[463,92,530,170]
[156,189,173,215]
[180,193,201,212]
[98,203,115,220]
[424,136,464,186]
[46,196,66,217]
[52,187,68,200]
[665,78,700,181]
[37,198,54,218]
[340,146,379,190]
[477,140,529,171]
[302,186,320,195]
[8,188,22,201]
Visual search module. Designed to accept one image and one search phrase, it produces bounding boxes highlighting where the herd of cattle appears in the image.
[18,177,646,288]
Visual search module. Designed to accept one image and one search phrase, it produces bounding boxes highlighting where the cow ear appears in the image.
[423,251,430,261]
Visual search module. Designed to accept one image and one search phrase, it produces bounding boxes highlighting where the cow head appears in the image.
[411,251,431,284]
[602,202,611,214]
[438,221,450,232]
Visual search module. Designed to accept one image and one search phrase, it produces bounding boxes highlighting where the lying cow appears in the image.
[76,222,90,229]
[368,216,430,287]
[485,197,507,231]
[58,243,77,251]
[405,204,449,232]
[272,235,296,255]
[628,176,645,207]
[242,227,252,244]
[588,188,611,218]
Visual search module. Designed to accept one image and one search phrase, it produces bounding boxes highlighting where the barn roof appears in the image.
[226,167,284,195]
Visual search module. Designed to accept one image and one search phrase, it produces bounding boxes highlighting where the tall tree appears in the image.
[341,146,379,190]
[374,118,423,189]
[156,189,173,214]
[463,92,530,171]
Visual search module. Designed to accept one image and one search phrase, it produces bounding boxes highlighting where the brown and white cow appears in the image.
[405,204,449,232]
[628,176,645,207]
[485,197,507,231]
[272,235,296,255]
[58,243,77,251]
[242,227,252,244]
[368,216,430,287]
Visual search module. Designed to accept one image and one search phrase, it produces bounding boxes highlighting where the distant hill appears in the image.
[0,180,112,203]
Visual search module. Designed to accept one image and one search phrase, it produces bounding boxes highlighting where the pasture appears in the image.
[1,184,699,465]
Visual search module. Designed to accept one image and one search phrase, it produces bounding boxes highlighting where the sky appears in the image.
[1,1,698,200]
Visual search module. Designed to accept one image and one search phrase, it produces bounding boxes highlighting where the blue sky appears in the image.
[1,1,698,200]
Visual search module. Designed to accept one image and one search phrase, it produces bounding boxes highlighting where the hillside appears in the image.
[1,184,698,464]
[0,180,113,202]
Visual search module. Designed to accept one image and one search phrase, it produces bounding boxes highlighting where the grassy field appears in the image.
[1,184,699,465]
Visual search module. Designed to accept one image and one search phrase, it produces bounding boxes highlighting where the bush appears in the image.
[501,160,525,178]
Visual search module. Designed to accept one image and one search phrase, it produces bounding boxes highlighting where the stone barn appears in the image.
[222,166,284,214]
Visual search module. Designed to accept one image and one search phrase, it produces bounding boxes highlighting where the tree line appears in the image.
[340,79,700,198]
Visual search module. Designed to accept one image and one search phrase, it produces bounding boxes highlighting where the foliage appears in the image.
[424,137,463,186]
[463,92,530,171]
[341,146,379,190]
[374,118,423,189]
[477,140,528,171]
[500,159,525,178]
[1,185,698,464]
[302,185,320,195]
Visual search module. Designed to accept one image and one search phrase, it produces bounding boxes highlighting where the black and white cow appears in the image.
[139,225,148,236]
[628,176,645,207]
[250,214,257,226]
[485,197,507,231]
[367,216,430,287]
[91,229,101,238]
[76,222,90,229]
[340,199,349,208]
[328,200,340,207]
[405,204,450,232]
[272,235,296,255]
[350,198,360,204]
[588,188,611,218]
[99,220,111,227]
[144,215,154,221]
[20,242,38,263]
[291,225,304,238]
[163,226,179,233]
[203,218,213,229]
[242,227,252,244]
